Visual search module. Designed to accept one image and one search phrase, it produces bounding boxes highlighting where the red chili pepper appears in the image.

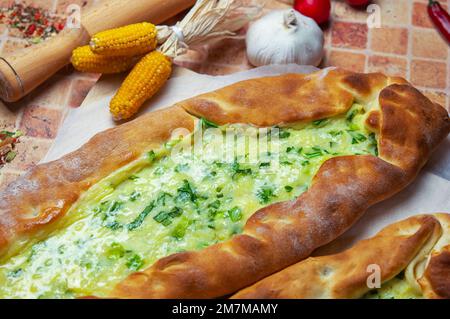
[428,0,450,44]
[25,24,36,36]
[293,0,331,25]
[55,22,65,31]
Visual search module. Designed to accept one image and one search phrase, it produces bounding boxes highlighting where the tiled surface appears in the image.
[0,0,449,191]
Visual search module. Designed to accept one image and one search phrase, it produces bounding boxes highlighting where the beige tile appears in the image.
[7,136,52,171]
[368,55,408,78]
[0,169,24,192]
[23,75,72,109]
[371,27,408,55]
[333,1,369,22]
[332,21,368,49]
[19,105,63,139]
[411,59,447,89]
[412,28,448,60]
[373,0,411,26]
[325,50,366,72]
[0,102,19,131]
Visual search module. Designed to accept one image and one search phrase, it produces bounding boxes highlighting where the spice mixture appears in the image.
[0,2,66,45]
[0,131,22,168]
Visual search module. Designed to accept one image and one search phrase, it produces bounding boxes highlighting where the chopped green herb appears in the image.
[105,221,122,230]
[7,268,23,278]
[284,185,293,192]
[347,131,367,144]
[369,133,379,156]
[174,163,189,173]
[228,207,243,222]
[126,253,144,271]
[286,146,295,153]
[0,130,23,138]
[201,117,219,128]
[208,200,221,210]
[106,243,125,261]
[4,151,17,162]
[153,207,182,226]
[147,150,156,162]
[129,191,141,202]
[304,147,323,158]
[127,202,155,231]
[259,162,270,167]
[278,129,291,139]
[109,201,123,213]
[312,118,329,127]
[171,219,189,240]
[177,180,197,202]
[0,131,15,137]
[256,186,276,204]
[346,106,362,122]
[301,160,310,166]
[328,130,343,137]
[157,192,172,206]
[231,161,252,178]
[128,175,139,181]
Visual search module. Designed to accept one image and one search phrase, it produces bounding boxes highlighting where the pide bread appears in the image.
[0,69,448,298]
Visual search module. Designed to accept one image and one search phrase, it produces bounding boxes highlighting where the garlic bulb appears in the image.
[246,9,324,67]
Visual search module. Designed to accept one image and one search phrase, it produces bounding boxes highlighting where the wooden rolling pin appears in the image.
[0,0,195,102]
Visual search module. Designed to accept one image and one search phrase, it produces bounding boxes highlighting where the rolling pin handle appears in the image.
[0,0,195,102]
[0,57,25,103]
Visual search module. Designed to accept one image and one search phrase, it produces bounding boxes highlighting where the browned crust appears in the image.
[418,213,450,299]
[0,68,448,298]
[0,106,196,259]
[231,214,444,299]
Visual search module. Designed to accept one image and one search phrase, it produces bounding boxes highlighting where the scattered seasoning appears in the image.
[0,3,66,45]
[0,130,22,168]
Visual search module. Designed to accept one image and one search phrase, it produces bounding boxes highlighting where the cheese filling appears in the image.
[0,105,378,299]
[363,273,423,299]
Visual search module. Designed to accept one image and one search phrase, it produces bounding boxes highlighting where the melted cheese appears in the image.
[0,105,378,299]
[363,276,423,299]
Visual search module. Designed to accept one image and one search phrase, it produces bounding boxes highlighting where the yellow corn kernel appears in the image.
[71,46,137,74]
[90,22,158,57]
[110,51,172,121]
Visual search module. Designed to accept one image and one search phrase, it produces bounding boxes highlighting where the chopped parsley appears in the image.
[278,129,291,139]
[304,147,323,159]
[347,131,367,144]
[153,207,182,226]
[201,117,219,128]
[127,202,155,231]
[126,253,144,271]
[256,186,276,204]
[177,180,197,202]
[147,150,156,162]
[231,161,252,178]
[129,191,141,202]
[312,118,329,127]
[228,207,243,222]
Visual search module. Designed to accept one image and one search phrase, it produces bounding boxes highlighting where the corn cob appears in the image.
[110,51,172,121]
[71,46,137,74]
[90,22,158,57]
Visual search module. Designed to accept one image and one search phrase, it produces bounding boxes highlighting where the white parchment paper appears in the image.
[43,64,450,254]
